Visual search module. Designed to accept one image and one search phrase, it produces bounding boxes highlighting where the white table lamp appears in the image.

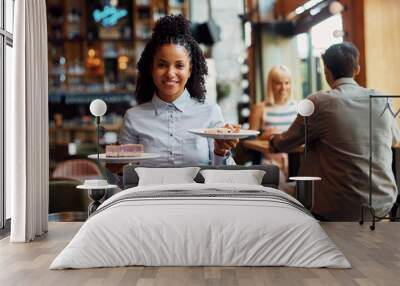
[90,99,107,117]
[297,99,314,160]
[89,99,107,160]
[289,99,318,210]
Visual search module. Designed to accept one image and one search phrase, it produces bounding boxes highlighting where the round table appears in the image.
[76,184,118,215]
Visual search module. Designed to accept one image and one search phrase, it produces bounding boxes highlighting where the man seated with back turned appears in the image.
[266,41,399,221]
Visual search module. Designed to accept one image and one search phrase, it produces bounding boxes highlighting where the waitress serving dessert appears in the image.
[119,15,238,166]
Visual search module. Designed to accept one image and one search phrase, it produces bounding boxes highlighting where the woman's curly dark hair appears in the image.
[135,15,208,104]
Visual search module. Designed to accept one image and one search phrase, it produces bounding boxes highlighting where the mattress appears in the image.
[50,183,350,269]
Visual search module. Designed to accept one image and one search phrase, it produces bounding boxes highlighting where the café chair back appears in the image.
[52,159,106,182]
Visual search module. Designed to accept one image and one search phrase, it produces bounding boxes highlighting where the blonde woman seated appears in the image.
[249,65,297,181]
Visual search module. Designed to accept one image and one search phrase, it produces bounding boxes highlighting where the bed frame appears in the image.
[122,164,280,189]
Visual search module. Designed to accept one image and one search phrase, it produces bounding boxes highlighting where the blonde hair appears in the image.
[265,65,292,105]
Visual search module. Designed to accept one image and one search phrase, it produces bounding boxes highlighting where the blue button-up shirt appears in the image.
[119,90,233,166]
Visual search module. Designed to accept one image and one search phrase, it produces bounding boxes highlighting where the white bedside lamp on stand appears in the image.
[89,99,107,160]
[297,99,315,160]
[290,99,321,210]
[80,99,115,216]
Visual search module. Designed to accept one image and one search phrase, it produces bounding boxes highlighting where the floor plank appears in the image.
[0,222,399,286]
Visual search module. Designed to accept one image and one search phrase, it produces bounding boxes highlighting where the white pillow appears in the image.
[200,169,266,185]
[135,167,200,186]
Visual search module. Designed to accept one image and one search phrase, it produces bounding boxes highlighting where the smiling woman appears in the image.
[118,15,239,166]
[248,65,298,182]
[135,14,207,105]
[151,44,192,102]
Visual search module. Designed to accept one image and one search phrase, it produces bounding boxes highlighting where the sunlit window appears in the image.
[6,0,15,33]
[297,33,309,60]
[311,14,343,56]
[297,14,343,59]
[296,13,344,95]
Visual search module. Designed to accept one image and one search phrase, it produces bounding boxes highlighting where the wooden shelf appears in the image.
[66,74,85,77]
[49,37,85,42]
[49,123,123,145]
[136,4,152,9]
[134,36,151,42]
[49,37,135,43]
[50,123,122,133]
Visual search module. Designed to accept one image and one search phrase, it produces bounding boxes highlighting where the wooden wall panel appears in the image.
[364,0,400,93]
[341,0,366,86]
[342,0,400,93]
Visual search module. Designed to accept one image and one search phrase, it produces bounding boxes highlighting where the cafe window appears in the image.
[297,13,343,96]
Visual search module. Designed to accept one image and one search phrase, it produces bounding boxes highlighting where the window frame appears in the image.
[0,0,13,231]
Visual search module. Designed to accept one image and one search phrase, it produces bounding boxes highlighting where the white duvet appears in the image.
[50,183,351,269]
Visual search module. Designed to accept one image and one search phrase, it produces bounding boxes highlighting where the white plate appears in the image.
[289,176,322,181]
[88,153,160,164]
[77,184,118,190]
[188,129,260,140]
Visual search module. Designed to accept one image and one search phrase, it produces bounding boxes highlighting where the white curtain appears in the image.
[8,0,49,242]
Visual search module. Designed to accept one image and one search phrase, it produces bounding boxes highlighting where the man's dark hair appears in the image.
[135,15,208,104]
[322,42,359,80]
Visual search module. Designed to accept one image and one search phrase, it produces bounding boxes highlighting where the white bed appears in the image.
[50,183,350,269]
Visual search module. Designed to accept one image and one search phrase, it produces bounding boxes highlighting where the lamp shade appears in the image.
[89,99,107,117]
[298,99,314,117]
[329,1,344,14]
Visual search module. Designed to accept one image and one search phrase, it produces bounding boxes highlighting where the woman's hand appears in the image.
[213,124,240,156]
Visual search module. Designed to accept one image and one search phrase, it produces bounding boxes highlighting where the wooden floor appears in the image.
[0,222,399,286]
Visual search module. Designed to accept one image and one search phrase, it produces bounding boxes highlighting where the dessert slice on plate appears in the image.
[204,127,236,134]
[105,144,144,157]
